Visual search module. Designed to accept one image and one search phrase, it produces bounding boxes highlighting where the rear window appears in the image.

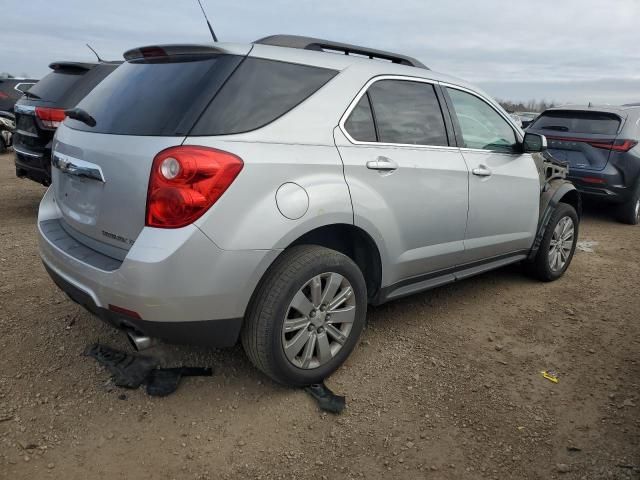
[28,70,86,103]
[191,58,337,136]
[66,55,243,136]
[67,55,336,137]
[531,110,621,135]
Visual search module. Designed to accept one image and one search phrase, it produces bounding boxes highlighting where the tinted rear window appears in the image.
[66,55,243,136]
[28,71,86,103]
[191,58,337,136]
[532,110,621,135]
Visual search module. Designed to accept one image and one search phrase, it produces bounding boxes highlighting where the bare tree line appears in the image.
[497,99,558,113]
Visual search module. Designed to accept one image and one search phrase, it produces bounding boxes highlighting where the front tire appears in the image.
[528,203,579,282]
[242,245,367,386]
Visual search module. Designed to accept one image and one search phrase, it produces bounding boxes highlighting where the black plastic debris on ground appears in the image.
[304,382,346,414]
[85,343,212,397]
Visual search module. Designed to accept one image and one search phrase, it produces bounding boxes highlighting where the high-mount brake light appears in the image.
[146,146,243,228]
[35,107,66,129]
[140,46,168,59]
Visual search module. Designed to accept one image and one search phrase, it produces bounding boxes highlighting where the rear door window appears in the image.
[446,88,518,153]
[531,110,621,135]
[191,58,338,136]
[344,94,377,142]
[366,80,448,146]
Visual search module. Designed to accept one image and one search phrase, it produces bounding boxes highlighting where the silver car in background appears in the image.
[38,35,581,385]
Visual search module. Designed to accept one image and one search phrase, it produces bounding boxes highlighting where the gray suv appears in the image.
[38,36,581,385]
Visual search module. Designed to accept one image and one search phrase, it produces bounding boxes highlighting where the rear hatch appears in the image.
[529,110,623,171]
[14,62,119,156]
[52,46,248,253]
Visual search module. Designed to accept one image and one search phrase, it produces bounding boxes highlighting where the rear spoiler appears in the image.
[48,61,97,72]
[123,44,231,61]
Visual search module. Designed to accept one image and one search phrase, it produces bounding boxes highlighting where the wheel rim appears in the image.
[281,272,356,369]
[548,216,575,272]
[634,199,640,223]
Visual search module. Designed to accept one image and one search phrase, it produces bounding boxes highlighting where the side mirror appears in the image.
[523,132,547,153]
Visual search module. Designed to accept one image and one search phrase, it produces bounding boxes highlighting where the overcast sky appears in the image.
[2,0,639,105]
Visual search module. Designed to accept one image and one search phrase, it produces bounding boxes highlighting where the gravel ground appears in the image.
[0,151,638,480]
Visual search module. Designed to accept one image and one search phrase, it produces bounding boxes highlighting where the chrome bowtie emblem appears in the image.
[52,153,105,183]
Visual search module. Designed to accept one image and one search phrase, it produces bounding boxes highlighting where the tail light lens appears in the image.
[546,136,638,153]
[35,107,66,129]
[589,139,638,152]
[146,146,243,228]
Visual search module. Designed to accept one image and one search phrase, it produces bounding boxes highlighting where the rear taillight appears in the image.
[146,146,243,228]
[589,139,638,152]
[548,135,638,153]
[0,92,8,99]
[35,107,66,129]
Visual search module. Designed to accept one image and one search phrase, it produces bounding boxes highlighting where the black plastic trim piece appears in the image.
[529,182,580,260]
[254,35,428,69]
[373,250,530,305]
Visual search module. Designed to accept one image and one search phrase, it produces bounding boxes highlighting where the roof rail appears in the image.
[254,35,428,70]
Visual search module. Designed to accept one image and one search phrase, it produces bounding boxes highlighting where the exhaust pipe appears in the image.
[126,330,155,351]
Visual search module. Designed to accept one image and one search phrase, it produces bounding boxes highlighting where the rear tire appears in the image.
[241,245,367,386]
[0,136,6,154]
[617,183,640,225]
[527,203,579,282]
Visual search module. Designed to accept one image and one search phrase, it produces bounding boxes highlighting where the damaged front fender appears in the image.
[529,152,582,260]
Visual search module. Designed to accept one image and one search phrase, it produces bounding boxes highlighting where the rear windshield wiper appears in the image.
[22,90,41,99]
[65,107,96,127]
[541,125,569,132]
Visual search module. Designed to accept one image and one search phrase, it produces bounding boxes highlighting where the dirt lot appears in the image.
[0,151,638,480]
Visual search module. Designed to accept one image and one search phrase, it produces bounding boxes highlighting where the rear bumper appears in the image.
[44,263,244,347]
[38,187,281,347]
[14,145,51,185]
[568,169,634,204]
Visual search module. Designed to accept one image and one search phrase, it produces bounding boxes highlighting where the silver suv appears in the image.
[38,35,580,385]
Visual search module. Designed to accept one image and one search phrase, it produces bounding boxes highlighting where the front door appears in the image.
[444,86,540,263]
[335,78,470,287]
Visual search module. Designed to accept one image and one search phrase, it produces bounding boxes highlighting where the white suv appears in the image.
[38,35,580,385]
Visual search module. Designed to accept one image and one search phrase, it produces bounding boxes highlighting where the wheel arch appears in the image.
[287,223,383,302]
[529,180,582,260]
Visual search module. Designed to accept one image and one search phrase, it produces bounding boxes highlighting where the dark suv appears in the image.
[528,105,640,224]
[13,61,119,185]
[0,78,38,112]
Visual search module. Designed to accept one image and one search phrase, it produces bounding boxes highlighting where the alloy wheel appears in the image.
[282,272,356,369]
[548,216,575,272]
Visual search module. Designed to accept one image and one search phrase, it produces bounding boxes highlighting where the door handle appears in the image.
[366,156,398,171]
[472,165,492,177]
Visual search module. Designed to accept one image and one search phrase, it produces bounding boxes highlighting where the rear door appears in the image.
[335,77,469,286]
[528,110,622,171]
[443,86,540,263]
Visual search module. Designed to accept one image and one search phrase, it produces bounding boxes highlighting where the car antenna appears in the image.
[195,0,218,42]
[86,44,104,62]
